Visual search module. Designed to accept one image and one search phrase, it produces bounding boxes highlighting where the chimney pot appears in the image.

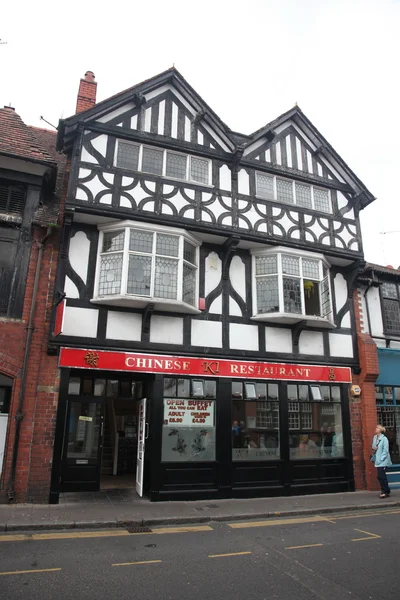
[84,71,95,82]
[76,70,97,114]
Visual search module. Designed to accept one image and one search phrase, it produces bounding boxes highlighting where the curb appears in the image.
[2,500,400,532]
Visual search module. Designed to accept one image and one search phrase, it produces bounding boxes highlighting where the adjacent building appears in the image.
[48,68,375,503]
[355,263,400,491]
[0,106,65,502]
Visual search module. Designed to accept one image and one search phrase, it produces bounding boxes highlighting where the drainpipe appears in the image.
[7,227,52,501]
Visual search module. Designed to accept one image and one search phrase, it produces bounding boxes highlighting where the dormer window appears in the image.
[92,221,201,314]
[251,248,333,327]
[255,172,332,214]
[116,141,211,186]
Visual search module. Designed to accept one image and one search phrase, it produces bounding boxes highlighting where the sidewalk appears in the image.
[0,490,399,532]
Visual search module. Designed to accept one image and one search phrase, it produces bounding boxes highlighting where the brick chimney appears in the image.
[76,71,97,114]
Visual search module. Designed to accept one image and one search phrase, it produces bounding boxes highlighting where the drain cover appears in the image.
[126,525,152,533]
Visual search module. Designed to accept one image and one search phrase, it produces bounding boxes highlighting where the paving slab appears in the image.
[0,490,399,532]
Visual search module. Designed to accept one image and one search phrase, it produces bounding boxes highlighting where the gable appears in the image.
[243,120,346,184]
[95,83,234,153]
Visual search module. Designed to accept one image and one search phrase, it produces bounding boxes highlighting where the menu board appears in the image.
[164,399,214,427]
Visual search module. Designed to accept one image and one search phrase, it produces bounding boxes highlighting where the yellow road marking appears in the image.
[208,551,252,558]
[229,516,330,529]
[352,528,381,542]
[151,526,212,534]
[285,543,324,550]
[112,560,162,567]
[0,525,213,543]
[0,568,61,576]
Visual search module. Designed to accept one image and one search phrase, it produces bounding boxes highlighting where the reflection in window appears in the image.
[289,384,343,459]
[232,383,280,461]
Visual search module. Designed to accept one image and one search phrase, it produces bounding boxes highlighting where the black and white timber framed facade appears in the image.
[49,68,375,503]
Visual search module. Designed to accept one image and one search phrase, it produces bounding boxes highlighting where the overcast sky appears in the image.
[2,0,399,265]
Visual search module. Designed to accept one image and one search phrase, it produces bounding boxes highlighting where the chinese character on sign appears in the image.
[84,351,100,367]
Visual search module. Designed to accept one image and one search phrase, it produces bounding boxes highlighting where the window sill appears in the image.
[91,295,201,315]
[251,313,336,329]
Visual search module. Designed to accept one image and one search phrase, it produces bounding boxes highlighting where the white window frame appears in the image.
[115,140,212,187]
[251,246,334,327]
[92,220,201,314]
[255,172,332,214]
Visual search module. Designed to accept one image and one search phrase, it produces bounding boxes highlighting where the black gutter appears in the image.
[7,226,52,501]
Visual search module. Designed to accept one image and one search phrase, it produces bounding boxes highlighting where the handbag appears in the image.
[370,438,381,463]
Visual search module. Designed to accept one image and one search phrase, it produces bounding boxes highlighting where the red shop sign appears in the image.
[59,348,352,383]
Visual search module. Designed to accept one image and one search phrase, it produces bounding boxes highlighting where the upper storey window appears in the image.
[251,248,333,327]
[116,141,211,186]
[256,172,332,214]
[381,282,400,334]
[93,221,201,314]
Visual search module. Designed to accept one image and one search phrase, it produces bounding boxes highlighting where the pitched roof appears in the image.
[0,107,56,165]
[365,262,400,276]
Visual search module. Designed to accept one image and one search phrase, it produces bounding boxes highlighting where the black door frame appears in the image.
[60,396,105,493]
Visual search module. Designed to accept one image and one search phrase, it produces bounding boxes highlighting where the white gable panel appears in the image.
[96,103,135,124]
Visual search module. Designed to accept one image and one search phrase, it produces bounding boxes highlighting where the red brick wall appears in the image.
[351,289,380,491]
[0,230,61,502]
[76,72,97,114]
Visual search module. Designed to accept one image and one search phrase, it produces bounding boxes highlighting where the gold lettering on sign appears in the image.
[84,351,100,367]
[202,361,220,375]
[329,368,335,381]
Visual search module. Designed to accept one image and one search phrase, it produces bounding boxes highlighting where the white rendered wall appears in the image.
[265,327,292,353]
[334,273,350,327]
[329,333,353,358]
[63,306,99,338]
[299,331,324,355]
[366,286,384,338]
[191,320,222,348]
[0,415,8,476]
[106,312,142,341]
[230,323,258,351]
[150,316,183,345]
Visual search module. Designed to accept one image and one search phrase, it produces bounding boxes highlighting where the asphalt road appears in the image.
[1,507,400,600]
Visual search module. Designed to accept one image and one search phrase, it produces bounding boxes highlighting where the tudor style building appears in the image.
[49,69,375,502]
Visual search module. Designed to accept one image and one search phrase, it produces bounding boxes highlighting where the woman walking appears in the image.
[371,425,392,498]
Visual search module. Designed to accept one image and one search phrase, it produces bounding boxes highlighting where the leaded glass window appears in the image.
[116,142,139,171]
[253,251,332,320]
[276,178,294,203]
[190,157,209,184]
[142,147,163,175]
[97,224,199,307]
[382,282,400,333]
[256,174,274,199]
[166,152,187,179]
[116,142,211,185]
[314,188,331,213]
[255,172,331,213]
[295,183,312,208]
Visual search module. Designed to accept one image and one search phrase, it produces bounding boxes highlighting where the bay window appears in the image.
[252,248,333,326]
[93,221,200,313]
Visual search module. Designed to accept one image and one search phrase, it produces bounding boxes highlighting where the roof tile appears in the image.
[0,107,56,165]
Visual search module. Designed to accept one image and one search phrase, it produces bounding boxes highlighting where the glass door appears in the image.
[61,400,104,492]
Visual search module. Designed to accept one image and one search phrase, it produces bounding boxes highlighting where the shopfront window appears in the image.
[376,386,400,463]
[232,382,280,461]
[162,377,216,462]
[289,384,343,459]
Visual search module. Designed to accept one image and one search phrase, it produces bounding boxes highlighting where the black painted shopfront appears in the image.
[49,351,354,503]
